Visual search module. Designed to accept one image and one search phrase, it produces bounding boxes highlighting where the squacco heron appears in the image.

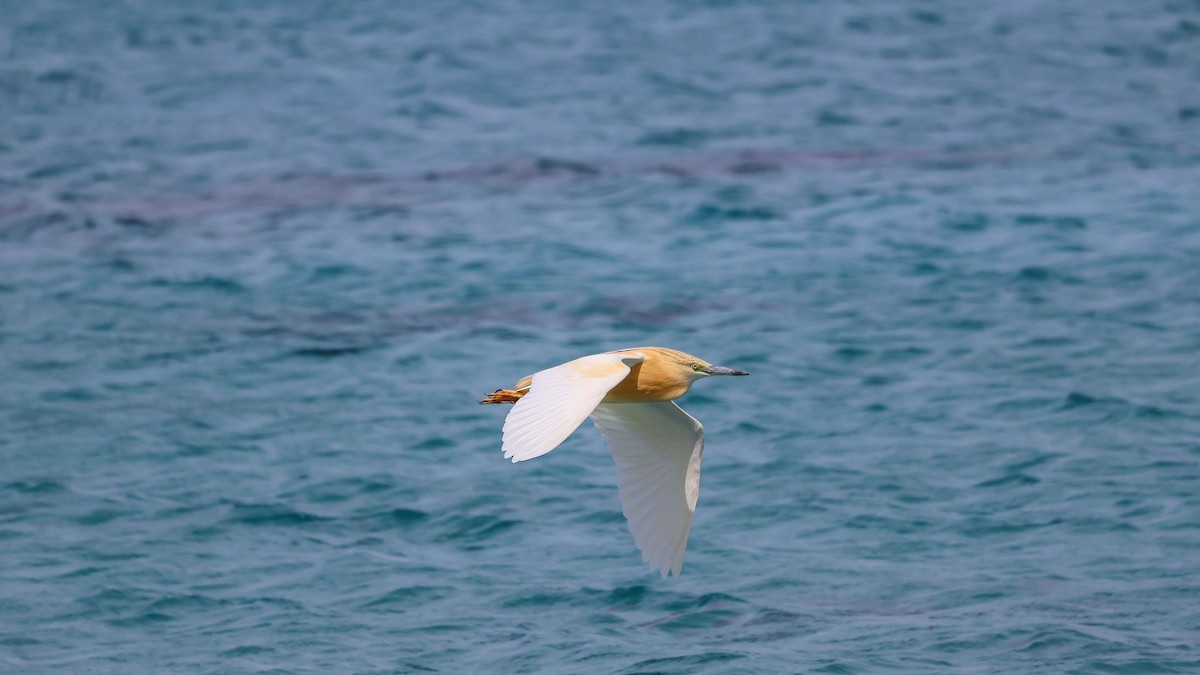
[480,347,749,577]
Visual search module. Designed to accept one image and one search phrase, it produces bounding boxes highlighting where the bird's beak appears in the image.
[705,365,749,376]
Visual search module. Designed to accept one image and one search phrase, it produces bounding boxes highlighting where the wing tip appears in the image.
[502,447,532,463]
[648,560,683,578]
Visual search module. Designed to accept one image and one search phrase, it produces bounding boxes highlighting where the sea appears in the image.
[2,0,1199,672]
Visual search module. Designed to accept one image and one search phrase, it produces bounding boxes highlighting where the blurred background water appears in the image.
[3,0,1200,672]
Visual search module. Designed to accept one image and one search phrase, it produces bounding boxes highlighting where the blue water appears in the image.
[3,0,1200,672]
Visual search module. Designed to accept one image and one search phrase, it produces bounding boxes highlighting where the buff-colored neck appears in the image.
[479,346,704,405]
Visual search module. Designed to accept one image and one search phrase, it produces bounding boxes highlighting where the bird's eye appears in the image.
[692,363,702,371]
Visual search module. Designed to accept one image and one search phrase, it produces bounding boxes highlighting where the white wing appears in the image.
[502,352,645,463]
[590,401,704,578]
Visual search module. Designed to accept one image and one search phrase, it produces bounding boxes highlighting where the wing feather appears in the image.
[502,352,645,463]
[590,401,705,578]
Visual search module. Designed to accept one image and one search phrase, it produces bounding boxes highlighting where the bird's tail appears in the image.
[479,388,527,404]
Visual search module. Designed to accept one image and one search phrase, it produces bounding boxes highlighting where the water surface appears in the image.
[3,1,1200,672]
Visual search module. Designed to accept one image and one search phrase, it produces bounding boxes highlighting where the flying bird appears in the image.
[480,347,748,577]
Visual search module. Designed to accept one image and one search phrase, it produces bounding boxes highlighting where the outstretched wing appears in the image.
[590,401,704,578]
[502,352,645,463]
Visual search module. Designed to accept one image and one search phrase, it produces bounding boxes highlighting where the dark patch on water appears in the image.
[224,502,332,527]
[687,203,780,223]
[1015,213,1088,229]
[5,479,67,494]
[361,585,453,611]
[975,473,1040,488]
[289,346,373,358]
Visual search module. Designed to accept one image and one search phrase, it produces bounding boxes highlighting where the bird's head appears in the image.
[639,347,750,381]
